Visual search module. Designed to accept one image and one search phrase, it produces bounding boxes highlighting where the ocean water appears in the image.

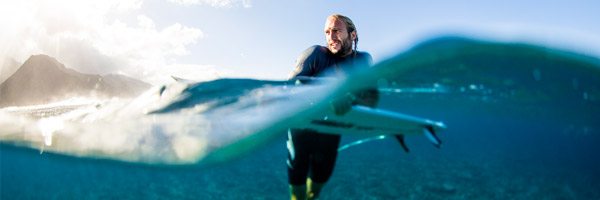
[2,37,600,199]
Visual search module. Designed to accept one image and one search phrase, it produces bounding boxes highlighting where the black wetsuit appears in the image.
[287,45,372,185]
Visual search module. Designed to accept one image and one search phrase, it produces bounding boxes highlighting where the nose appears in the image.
[326,31,337,41]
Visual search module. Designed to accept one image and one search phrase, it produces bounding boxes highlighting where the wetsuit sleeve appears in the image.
[353,52,379,107]
[288,45,321,79]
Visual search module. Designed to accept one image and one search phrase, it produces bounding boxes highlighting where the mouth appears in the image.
[329,41,341,49]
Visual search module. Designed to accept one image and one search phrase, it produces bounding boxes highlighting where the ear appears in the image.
[350,31,357,41]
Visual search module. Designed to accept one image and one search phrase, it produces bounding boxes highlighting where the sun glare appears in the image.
[37,117,64,146]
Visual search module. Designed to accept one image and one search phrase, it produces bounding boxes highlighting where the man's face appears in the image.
[324,17,354,56]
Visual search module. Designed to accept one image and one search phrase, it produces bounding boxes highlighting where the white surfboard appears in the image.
[293,105,446,149]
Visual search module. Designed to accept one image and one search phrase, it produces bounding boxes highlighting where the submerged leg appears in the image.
[290,184,307,200]
[307,178,325,200]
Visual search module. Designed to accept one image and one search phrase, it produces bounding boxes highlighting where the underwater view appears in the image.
[2,37,600,199]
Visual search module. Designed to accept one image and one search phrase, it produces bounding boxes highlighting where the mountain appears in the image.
[0,57,21,84]
[0,54,151,107]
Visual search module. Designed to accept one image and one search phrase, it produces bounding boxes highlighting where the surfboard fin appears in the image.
[394,134,410,153]
[424,126,442,148]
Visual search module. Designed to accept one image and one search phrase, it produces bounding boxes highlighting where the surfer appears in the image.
[286,14,378,200]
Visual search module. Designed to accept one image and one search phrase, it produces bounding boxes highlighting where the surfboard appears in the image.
[300,105,445,136]
[286,75,446,150]
[293,105,446,150]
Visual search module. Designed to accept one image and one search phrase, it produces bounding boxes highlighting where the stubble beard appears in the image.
[330,37,353,57]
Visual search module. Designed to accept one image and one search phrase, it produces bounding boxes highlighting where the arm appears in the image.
[331,52,379,115]
[353,88,379,108]
[288,45,321,80]
[353,52,379,108]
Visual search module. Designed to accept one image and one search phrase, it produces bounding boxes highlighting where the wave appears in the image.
[1,36,599,166]
[0,79,340,165]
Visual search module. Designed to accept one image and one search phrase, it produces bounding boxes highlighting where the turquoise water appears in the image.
[2,37,600,199]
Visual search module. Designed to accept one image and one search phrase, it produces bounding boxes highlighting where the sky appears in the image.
[1,0,599,85]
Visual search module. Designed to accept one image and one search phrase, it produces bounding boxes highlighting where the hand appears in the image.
[353,88,379,108]
[330,93,356,116]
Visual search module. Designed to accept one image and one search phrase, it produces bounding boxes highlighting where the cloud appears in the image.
[167,0,252,8]
[0,0,221,85]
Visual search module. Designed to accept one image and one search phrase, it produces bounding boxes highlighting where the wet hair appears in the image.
[329,14,359,56]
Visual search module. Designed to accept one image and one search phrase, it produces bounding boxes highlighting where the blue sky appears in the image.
[1,0,599,84]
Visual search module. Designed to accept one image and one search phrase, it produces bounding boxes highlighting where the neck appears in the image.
[340,49,353,57]
[340,42,355,57]
[333,46,354,57]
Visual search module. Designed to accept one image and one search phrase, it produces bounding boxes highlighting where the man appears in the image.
[287,14,378,200]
